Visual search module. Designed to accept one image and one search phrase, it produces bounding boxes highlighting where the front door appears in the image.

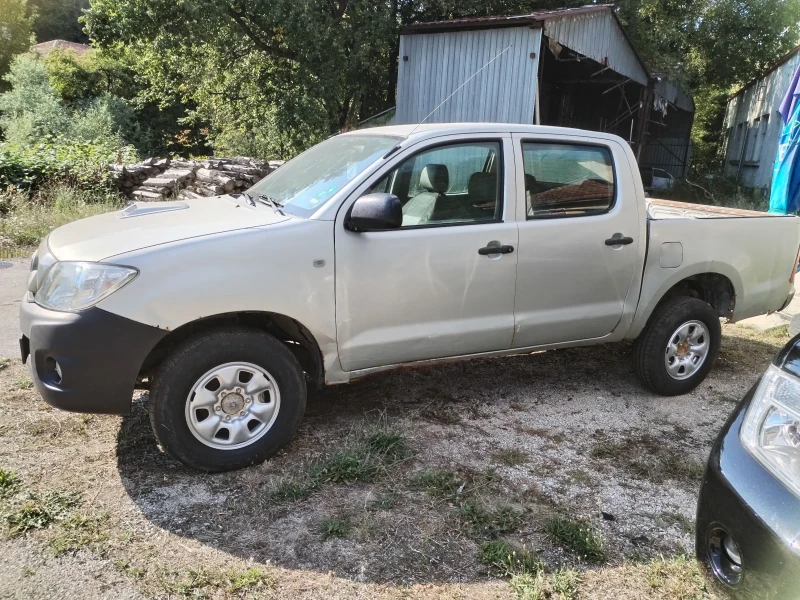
[511,136,641,347]
[335,136,519,372]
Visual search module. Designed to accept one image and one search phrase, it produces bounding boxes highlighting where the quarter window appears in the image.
[522,143,615,218]
[367,141,502,227]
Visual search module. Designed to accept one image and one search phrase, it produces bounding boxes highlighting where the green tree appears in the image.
[28,0,90,44]
[0,0,36,88]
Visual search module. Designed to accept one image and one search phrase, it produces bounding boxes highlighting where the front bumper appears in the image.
[696,385,800,598]
[19,299,167,414]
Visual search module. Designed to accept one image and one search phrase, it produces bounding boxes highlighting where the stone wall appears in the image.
[109,157,284,201]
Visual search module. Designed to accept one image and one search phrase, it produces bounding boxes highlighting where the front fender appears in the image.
[96,220,341,378]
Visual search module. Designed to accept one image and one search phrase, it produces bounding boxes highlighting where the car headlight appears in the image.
[741,365,800,499]
[34,261,138,312]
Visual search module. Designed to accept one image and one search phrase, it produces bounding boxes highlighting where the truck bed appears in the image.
[647,198,778,220]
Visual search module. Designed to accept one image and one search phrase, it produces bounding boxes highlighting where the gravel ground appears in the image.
[0,322,783,599]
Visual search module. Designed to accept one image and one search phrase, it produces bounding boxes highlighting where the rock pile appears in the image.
[109,157,284,201]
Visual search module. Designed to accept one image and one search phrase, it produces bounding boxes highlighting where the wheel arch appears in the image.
[629,271,737,339]
[137,311,324,391]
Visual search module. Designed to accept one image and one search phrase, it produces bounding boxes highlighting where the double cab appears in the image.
[20,124,800,471]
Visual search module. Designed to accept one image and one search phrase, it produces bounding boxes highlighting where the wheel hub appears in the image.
[676,340,690,357]
[220,391,245,415]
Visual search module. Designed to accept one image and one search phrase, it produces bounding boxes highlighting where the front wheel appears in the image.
[149,328,306,472]
[634,296,721,396]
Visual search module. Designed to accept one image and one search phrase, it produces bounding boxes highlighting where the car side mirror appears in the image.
[346,193,403,232]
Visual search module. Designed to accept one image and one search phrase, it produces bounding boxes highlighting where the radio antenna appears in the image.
[408,43,514,136]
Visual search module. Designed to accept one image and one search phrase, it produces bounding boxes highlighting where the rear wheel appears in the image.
[634,296,721,396]
[149,328,306,472]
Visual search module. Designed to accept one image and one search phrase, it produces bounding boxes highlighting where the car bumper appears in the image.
[19,298,167,415]
[695,384,800,598]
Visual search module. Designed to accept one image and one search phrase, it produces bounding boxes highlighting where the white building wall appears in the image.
[395,27,542,125]
[723,49,800,190]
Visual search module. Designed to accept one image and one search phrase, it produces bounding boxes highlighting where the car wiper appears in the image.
[240,191,256,206]
[256,194,285,215]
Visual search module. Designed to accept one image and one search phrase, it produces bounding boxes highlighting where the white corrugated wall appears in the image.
[544,11,648,85]
[395,26,542,125]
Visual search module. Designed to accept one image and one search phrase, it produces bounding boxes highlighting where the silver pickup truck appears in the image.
[19,123,800,471]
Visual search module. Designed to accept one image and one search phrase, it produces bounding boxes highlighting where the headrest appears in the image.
[468,172,497,201]
[420,164,449,194]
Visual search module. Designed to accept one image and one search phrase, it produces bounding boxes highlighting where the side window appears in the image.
[522,143,614,219]
[367,141,502,227]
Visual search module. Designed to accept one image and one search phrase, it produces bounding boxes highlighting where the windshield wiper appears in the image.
[256,194,285,215]
[240,191,256,206]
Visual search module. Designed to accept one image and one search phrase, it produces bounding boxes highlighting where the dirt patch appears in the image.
[1,322,778,598]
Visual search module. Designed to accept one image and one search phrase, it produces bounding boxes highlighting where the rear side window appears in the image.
[521,143,615,219]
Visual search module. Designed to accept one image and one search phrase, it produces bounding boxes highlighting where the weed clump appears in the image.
[545,515,605,563]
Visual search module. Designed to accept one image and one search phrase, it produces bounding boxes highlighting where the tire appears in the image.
[149,328,306,472]
[634,296,721,396]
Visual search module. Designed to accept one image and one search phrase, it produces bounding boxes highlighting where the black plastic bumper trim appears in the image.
[19,301,167,415]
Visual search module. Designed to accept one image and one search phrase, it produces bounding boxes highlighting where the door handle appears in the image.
[478,245,514,256]
[605,236,634,246]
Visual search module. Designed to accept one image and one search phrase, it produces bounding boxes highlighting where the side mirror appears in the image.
[346,193,402,232]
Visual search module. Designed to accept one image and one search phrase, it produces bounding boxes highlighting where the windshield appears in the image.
[248,134,400,218]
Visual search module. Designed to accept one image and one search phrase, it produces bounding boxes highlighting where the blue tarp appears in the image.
[768,63,800,214]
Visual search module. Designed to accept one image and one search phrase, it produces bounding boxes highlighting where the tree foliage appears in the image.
[80,0,800,162]
[28,0,90,44]
[0,0,36,89]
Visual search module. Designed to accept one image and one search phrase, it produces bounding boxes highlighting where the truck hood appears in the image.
[47,195,290,261]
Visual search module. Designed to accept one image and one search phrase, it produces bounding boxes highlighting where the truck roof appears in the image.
[343,123,626,144]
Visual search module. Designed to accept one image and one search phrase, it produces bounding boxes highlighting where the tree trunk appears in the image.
[386,0,399,106]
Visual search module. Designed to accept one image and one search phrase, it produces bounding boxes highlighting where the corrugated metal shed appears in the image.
[395,27,542,125]
[544,10,648,85]
[654,79,694,112]
[395,4,652,125]
[723,47,800,189]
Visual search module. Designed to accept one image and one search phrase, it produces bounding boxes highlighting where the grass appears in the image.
[49,512,109,556]
[270,478,319,502]
[479,540,542,576]
[491,448,530,467]
[318,515,351,540]
[270,418,409,502]
[159,566,275,598]
[0,468,20,499]
[591,433,705,484]
[0,184,124,253]
[660,511,695,536]
[460,503,521,538]
[3,491,79,535]
[366,493,396,511]
[545,515,605,563]
[645,555,710,597]
[408,469,462,499]
[12,376,33,390]
[568,469,591,484]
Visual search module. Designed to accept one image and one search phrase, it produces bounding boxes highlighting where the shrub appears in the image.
[0,138,136,192]
[0,183,124,250]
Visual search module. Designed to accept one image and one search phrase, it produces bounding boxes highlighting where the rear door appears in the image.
[511,135,641,347]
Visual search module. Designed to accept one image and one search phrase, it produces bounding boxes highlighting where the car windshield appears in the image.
[248,134,400,218]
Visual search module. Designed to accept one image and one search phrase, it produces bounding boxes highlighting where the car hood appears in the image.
[47,195,291,262]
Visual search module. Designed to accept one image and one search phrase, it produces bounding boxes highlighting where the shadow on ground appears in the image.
[114,333,779,585]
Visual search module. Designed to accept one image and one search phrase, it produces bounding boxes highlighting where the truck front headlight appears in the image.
[34,261,138,312]
[741,365,800,499]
